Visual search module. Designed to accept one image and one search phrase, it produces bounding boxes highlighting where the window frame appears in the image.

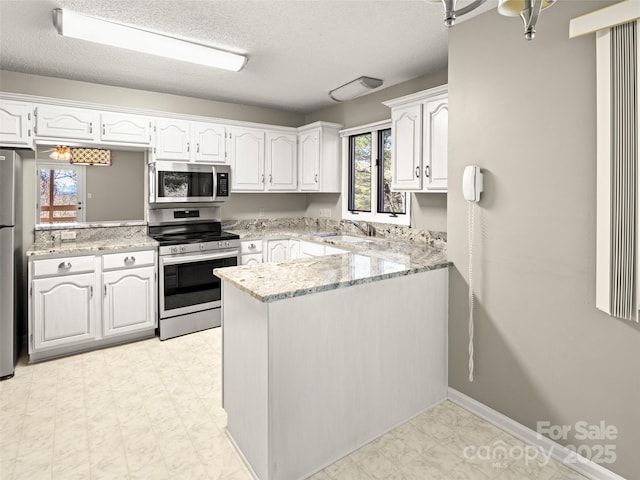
[36,159,86,225]
[341,120,411,226]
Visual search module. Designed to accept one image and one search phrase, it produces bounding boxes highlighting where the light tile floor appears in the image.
[0,329,588,480]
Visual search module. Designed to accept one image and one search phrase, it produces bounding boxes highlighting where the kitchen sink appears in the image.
[322,234,374,245]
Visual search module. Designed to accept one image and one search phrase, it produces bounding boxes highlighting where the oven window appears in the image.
[158,171,214,199]
[163,256,237,311]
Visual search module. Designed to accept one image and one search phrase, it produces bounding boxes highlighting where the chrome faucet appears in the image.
[346,220,375,237]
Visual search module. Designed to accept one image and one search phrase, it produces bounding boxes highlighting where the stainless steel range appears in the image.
[148,207,239,340]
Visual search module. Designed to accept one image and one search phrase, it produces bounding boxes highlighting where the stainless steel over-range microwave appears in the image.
[149,161,230,203]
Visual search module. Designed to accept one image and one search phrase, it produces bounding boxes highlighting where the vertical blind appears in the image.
[610,21,638,321]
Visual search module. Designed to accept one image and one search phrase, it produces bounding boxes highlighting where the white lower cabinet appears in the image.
[102,266,156,337]
[240,240,264,266]
[264,239,290,262]
[29,249,157,362]
[32,272,97,351]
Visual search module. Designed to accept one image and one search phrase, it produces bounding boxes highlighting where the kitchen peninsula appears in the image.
[214,233,450,480]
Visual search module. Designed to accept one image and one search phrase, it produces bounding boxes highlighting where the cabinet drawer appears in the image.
[33,255,95,277]
[240,240,263,255]
[103,250,155,270]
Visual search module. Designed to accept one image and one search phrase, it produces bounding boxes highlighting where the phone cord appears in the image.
[468,201,475,382]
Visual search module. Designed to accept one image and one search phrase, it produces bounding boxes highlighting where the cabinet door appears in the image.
[242,253,263,266]
[193,122,227,163]
[35,105,98,141]
[265,132,297,191]
[229,127,265,191]
[102,266,156,337]
[265,240,290,263]
[101,112,152,145]
[0,100,33,148]
[32,273,97,351]
[298,129,320,191]
[289,239,301,260]
[390,104,422,191]
[155,119,191,161]
[422,97,448,192]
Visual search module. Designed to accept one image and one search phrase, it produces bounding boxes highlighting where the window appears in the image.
[342,121,409,225]
[37,161,85,224]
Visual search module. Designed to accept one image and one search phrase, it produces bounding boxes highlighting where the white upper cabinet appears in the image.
[266,131,297,191]
[100,112,152,145]
[229,127,265,191]
[383,85,448,193]
[192,122,226,163]
[35,105,99,141]
[35,104,153,146]
[154,119,227,163]
[298,129,320,190]
[297,122,341,193]
[0,100,33,148]
[422,96,448,191]
[154,118,191,161]
[390,104,422,191]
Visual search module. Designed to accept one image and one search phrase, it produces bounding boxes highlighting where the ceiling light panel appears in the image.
[53,9,247,72]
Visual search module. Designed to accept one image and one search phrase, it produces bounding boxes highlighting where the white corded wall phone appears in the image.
[463,166,483,381]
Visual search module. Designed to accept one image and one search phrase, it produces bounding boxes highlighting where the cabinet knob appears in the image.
[187,142,190,153]
[314,174,318,183]
[415,166,420,178]
[425,165,430,178]
[124,256,135,265]
[249,243,256,250]
[58,261,72,269]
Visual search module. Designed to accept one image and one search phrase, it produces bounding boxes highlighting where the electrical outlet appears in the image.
[60,230,76,241]
[259,208,265,217]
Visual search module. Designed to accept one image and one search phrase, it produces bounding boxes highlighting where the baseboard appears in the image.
[447,388,627,480]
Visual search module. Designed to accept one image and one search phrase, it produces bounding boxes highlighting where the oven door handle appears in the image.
[161,250,239,265]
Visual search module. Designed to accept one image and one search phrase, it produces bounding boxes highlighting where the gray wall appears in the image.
[85,150,145,222]
[448,2,639,478]
[305,70,449,233]
[0,70,304,127]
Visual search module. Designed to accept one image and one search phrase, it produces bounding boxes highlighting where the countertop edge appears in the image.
[216,261,452,303]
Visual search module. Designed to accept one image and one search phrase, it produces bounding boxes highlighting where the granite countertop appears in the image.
[215,229,450,303]
[26,236,158,257]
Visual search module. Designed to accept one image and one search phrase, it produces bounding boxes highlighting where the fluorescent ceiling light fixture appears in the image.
[329,76,384,102]
[53,9,247,72]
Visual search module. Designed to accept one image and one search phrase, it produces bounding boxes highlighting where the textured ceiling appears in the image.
[0,0,495,114]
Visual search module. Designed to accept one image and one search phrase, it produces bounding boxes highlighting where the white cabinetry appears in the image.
[0,100,33,148]
[264,239,290,263]
[35,105,98,141]
[265,132,297,191]
[154,119,228,163]
[384,85,448,192]
[229,127,266,191]
[297,122,341,192]
[192,122,226,163]
[34,104,153,147]
[31,255,98,352]
[100,112,152,145]
[240,240,263,266]
[102,251,156,337]
[29,249,157,362]
[154,119,191,161]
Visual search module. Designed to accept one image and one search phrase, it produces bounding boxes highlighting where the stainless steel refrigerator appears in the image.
[0,150,22,380]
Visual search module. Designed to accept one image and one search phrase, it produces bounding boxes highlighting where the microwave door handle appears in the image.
[162,250,238,265]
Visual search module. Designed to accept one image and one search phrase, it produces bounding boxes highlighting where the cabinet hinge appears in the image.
[28,112,31,120]
[28,129,31,137]
[90,286,94,298]
[30,334,33,348]
[104,285,107,297]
